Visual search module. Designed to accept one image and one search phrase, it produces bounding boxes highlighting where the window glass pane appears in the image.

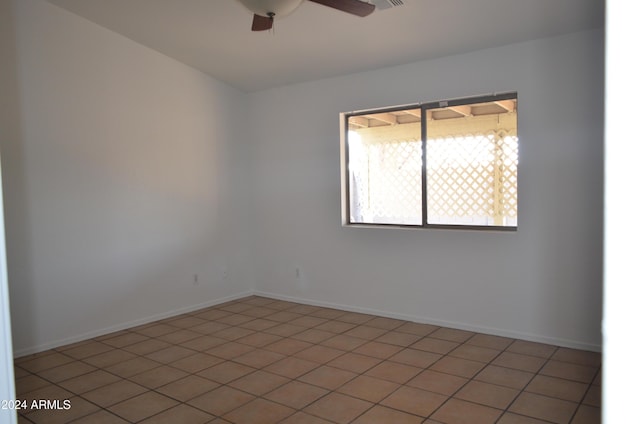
[348,112,422,225]
[426,100,517,227]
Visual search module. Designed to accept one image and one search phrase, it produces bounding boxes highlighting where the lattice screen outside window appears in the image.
[345,93,518,229]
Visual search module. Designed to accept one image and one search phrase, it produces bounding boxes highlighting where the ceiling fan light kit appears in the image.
[236,0,376,31]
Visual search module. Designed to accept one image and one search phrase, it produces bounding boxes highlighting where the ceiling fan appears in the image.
[236,0,376,31]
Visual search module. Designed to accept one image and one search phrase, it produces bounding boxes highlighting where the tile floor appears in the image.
[13,296,601,423]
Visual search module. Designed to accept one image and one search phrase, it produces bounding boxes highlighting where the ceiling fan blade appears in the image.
[251,13,273,31]
[309,0,376,17]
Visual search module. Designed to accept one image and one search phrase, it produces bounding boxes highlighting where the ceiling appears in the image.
[45,0,604,92]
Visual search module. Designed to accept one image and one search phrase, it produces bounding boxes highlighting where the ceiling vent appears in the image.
[370,0,404,10]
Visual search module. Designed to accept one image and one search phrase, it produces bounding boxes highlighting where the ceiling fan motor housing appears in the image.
[236,0,305,18]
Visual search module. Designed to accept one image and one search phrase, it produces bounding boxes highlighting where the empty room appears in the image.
[1,0,621,423]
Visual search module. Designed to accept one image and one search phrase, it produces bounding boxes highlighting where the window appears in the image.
[342,93,518,229]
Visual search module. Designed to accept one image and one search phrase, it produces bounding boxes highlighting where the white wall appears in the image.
[249,29,604,350]
[4,0,253,355]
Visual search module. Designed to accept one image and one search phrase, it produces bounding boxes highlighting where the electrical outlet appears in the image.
[295,267,301,279]
[193,274,199,286]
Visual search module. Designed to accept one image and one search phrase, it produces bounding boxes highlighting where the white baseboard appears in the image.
[253,290,602,353]
[13,291,253,358]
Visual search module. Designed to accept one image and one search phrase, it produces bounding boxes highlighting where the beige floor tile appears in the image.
[396,322,439,336]
[264,323,306,337]
[166,315,209,329]
[571,404,601,424]
[320,334,368,351]
[157,329,202,344]
[314,320,356,334]
[265,356,320,379]
[351,405,425,424]
[206,341,255,359]
[61,342,114,360]
[507,340,557,358]
[582,384,601,407]
[353,341,403,359]
[192,308,232,321]
[223,398,296,423]
[83,349,137,368]
[189,321,230,335]
[304,392,373,424]
[180,335,227,351]
[295,345,345,364]
[298,365,357,390]
[366,317,406,330]
[289,316,329,328]
[474,365,535,390]
[197,361,255,384]
[375,331,422,347]
[21,384,73,405]
[82,380,147,408]
[525,374,589,402]
[411,337,459,354]
[265,338,313,355]
[449,344,502,363]
[58,370,122,395]
[380,385,447,417]
[454,380,519,409]
[100,332,149,348]
[128,365,189,389]
[344,326,388,340]
[498,412,554,423]
[68,409,129,423]
[337,375,399,402]
[431,398,502,424]
[309,308,348,320]
[235,332,283,347]
[407,369,468,396]
[264,311,303,323]
[156,375,220,402]
[280,412,334,424]
[539,360,599,384]
[551,348,601,367]
[38,361,96,383]
[18,352,75,373]
[389,348,441,368]
[429,327,475,343]
[214,325,255,340]
[14,297,604,424]
[492,351,547,373]
[429,355,485,378]
[122,338,171,355]
[466,333,514,350]
[326,352,382,373]
[229,370,290,396]
[146,346,197,364]
[169,352,224,373]
[234,349,286,368]
[239,318,280,331]
[108,391,178,422]
[364,360,422,384]
[139,403,214,424]
[265,380,329,409]
[15,375,53,395]
[104,356,161,378]
[509,392,578,423]
[291,329,335,344]
[187,385,255,416]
